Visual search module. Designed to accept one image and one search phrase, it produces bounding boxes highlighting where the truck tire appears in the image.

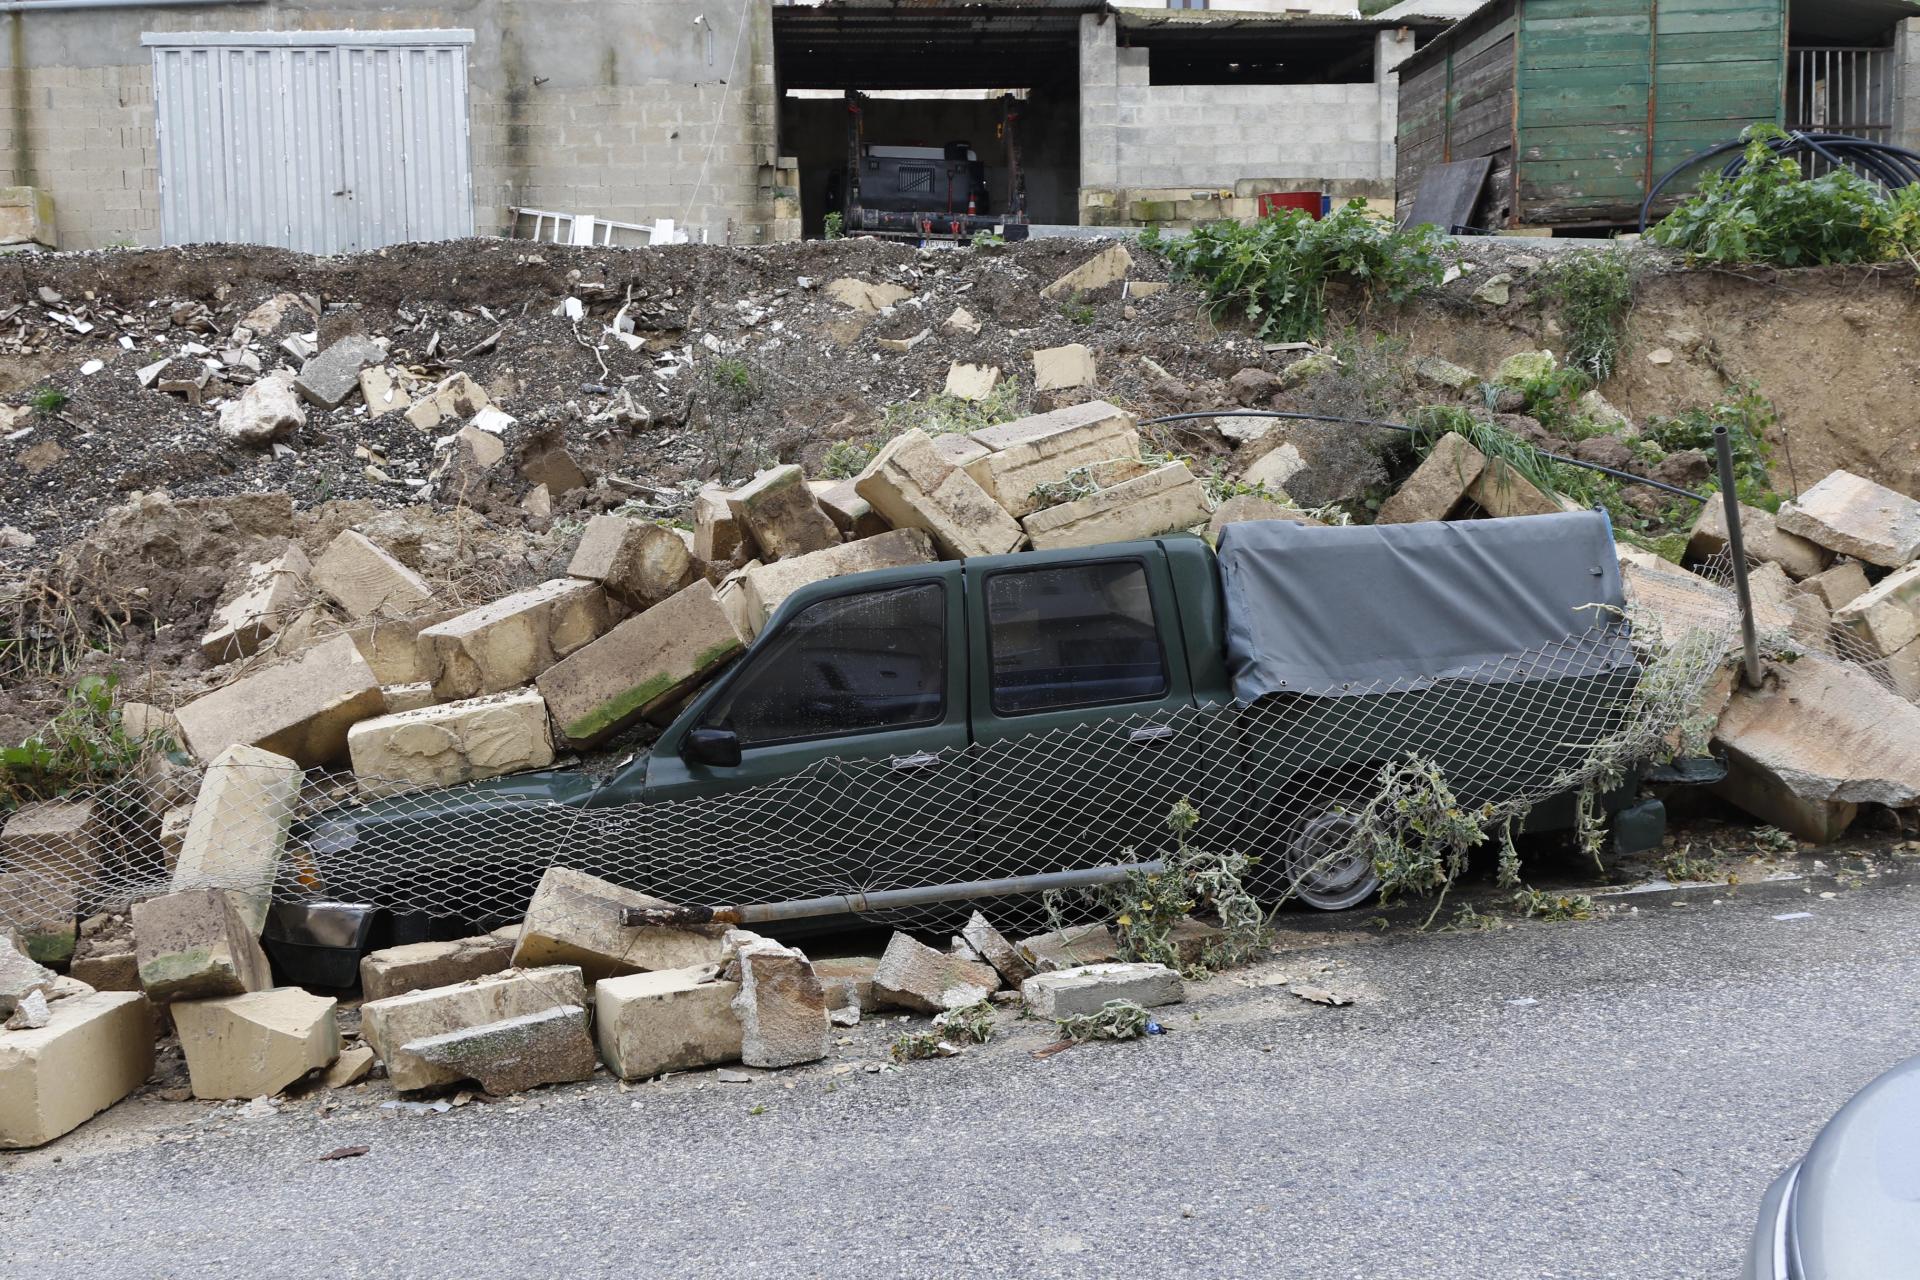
[1283,808,1381,911]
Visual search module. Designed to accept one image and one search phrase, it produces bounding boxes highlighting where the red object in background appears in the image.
[1258,191,1323,219]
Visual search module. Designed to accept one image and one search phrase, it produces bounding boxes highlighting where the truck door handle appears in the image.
[1128,724,1175,745]
[889,750,941,771]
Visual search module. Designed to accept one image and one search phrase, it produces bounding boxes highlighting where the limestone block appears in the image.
[823,278,913,313]
[403,371,491,432]
[1016,923,1122,973]
[360,965,588,1092]
[322,1043,375,1088]
[217,373,306,446]
[1687,501,1830,581]
[813,956,882,1014]
[174,636,382,766]
[1777,470,1920,568]
[1411,355,1480,391]
[1020,962,1185,1020]
[730,938,829,1068]
[173,987,340,1100]
[201,544,311,664]
[169,744,300,935]
[1031,343,1096,392]
[512,867,728,984]
[1022,461,1211,550]
[0,798,102,894]
[854,429,1025,560]
[0,872,79,965]
[692,484,750,565]
[871,932,1001,1014]
[0,932,54,1017]
[1207,494,1320,545]
[1834,562,1920,658]
[132,889,271,1002]
[310,530,435,621]
[738,528,938,636]
[566,514,696,607]
[1800,561,1871,614]
[943,306,981,336]
[295,335,387,409]
[358,364,413,417]
[381,682,436,713]
[959,912,1032,988]
[963,400,1142,518]
[944,362,1002,403]
[727,465,841,561]
[1469,458,1571,518]
[1041,244,1132,299]
[346,608,461,685]
[596,967,744,1079]
[932,433,990,469]
[1377,433,1487,524]
[810,479,888,540]
[1235,441,1307,494]
[416,578,610,701]
[0,992,152,1148]
[401,1004,596,1095]
[348,689,554,796]
[359,927,520,1002]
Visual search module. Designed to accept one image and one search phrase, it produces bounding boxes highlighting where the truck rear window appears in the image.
[704,582,946,746]
[985,561,1168,715]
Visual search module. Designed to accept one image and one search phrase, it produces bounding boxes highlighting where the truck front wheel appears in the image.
[1282,809,1381,912]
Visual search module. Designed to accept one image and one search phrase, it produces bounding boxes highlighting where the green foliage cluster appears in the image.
[1056,999,1153,1042]
[1641,383,1779,509]
[1,675,168,813]
[822,211,844,241]
[820,438,880,481]
[1651,126,1920,266]
[1082,799,1266,978]
[707,357,758,408]
[1541,250,1635,381]
[1144,201,1450,342]
[29,386,66,415]
[880,375,1022,438]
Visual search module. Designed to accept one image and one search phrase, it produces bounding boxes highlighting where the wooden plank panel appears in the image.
[1520,136,1648,162]
[1655,88,1782,122]
[1525,0,1647,17]
[1520,64,1651,89]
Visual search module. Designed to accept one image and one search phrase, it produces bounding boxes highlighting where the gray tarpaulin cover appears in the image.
[1216,510,1630,700]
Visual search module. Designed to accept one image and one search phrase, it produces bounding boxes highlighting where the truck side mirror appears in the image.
[684,726,742,768]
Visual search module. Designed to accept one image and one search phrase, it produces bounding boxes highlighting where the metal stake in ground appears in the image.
[1713,423,1764,689]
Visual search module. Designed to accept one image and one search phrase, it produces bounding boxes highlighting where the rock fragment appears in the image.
[729,935,828,1068]
[871,932,1001,1014]
[596,966,743,1079]
[347,689,554,796]
[1020,962,1184,1020]
[360,965,588,1093]
[512,867,728,984]
[0,991,152,1148]
[173,988,340,1100]
[132,889,271,1002]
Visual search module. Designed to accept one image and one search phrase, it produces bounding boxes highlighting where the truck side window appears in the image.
[704,582,946,747]
[985,561,1168,715]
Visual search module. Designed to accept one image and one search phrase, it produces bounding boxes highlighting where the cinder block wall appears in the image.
[0,0,777,251]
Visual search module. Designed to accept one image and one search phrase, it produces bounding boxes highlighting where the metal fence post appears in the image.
[1714,424,1764,689]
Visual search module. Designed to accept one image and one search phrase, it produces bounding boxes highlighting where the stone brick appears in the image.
[173,988,340,1100]
[1834,562,1920,658]
[0,992,152,1148]
[944,362,1002,402]
[855,430,1025,560]
[1236,441,1308,494]
[310,530,435,621]
[596,966,743,1079]
[201,544,310,664]
[360,965,588,1092]
[963,400,1143,519]
[1023,461,1211,550]
[729,936,828,1068]
[295,335,387,410]
[727,464,841,560]
[0,798,102,895]
[959,912,1032,988]
[131,889,270,1002]
[321,1043,375,1089]
[346,608,461,686]
[358,364,412,417]
[1031,343,1096,392]
[1377,432,1487,524]
[871,932,1001,1014]
[417,578,610,701]
[1799,561,1871,614]
[359,927,519,1002]
[812,956,882,1014]
[403,371,491,432]
[1016,923,1122,972]
[536,581,744,748]
[0,873,79,965]
[692,484,750,566]
[1020,962,1185,1020]
[1687,501,1830,581]
[169,744,300,935]
[381,682,436,713]
[810,479,888,540]
[348,689,554,796]
[1777,470,1920,568]
[513,867,728,984]
[401,1003,596,1095]
[1040,243,1132,299]
[173,635,384,767]
[566,514,695,607]
[1469,458,1571,518]
[739,528,938,635]
[932,433,990,469]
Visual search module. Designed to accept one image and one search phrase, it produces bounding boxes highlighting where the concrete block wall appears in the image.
[0,63,158,247]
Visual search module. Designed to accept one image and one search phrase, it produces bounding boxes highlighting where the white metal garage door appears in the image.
[145,29,475,255]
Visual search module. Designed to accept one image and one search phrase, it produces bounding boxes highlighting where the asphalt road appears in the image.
[3,881,1917,1280]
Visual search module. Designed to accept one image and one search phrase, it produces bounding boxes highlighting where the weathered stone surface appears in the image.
[403,1003,596,1095]
[1207,494,1319,545]
[730,937,829,1068]
[69,946,138,993]
[1032,343,1096,392]
[812,956,882,1014]
[1020,962,1185,1020]
[738,528,938,636]
[1884,639,1920,699]
[810,479,888,540]
[692,485,750,566]
[854,430,1023,560]
[417,578,610,701]
[0,873,78,965]
[201,544,310,663]
[0,798,102,895]
[1470,458,1571,518]
[311,530,435,621]
[0,991,151,1148]
[359,927,520,1002]
[348,689,554,796]
[380,682,435,713]
[346,608,461,686]
[1411,354,1480,392]
[1687,501,1830,581]
[1016,923,1122,973]
[871,932,1001,1014]
[943,362,1002,403]
[218,372,307,445]
[361,966,588,1093]
[132,889,271,1002]
[174,635,383,766]
[1377,433,1487,524]
[567,514,696,607]
[358,364,412,417]
[727,465,841,561]
[959,912,1032,988]
[513,867,728,984]
[1800,561,1871,614]
[943,306,981,336]
[1835,562,1920,658]
[170,744,300,935]
[1712,656,1920,841]
[1022,461,1210,551]
[0,932,54,1017]
[596,967,743,1079]
[1236,441,1308,493]
[322,1043,375,1089]
[963,400,1142,519]
[1041,244,1132,299]
[404,371,491,432]
[536,581,744,748]
[932,433,991,469]
[1777,470,1920,568]
[296,335,387,409]
[824,278,912,313]
[174,988,339,1100]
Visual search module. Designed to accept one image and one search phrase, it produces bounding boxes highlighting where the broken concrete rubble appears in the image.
[1377,433,1486,525]
[169,744,300,935]
[403,1003,597,1095]
[963,400,1142,519]
[403,371,492,432]
[855,429,1025,560]
[360,927,520,1002]
[872,932,1000,1014]
[173,987,340,1100]
[417,578,610,701]
[567,514,696,608]
[512,867,728,983]
[1777,470,1920,568]
[218,372,307,446]
[739,527,937,636]
[361,965,588,1093]
[201,543,310,663]
[295,335,387,409]
[1834,562,1920,658]
[311,530,436,621]
[173,634,383,766]
[728,933,829,1069]
[1022,461,1211,551]
[348,689,555,795]
[358,364,412,417]
[1016,923,1122,972]
[959,912,1032,988]
[0,991,152,1148]
[823,278,912,314]
[595,966,743,1080]
[1020,963,1185,1020]
[131,889,271,1003]
[727,464,842,561]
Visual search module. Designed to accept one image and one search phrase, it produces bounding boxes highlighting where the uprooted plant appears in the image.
[1540,249,1635,382]
[1057,998,1154,1042]
[0,673,170,813]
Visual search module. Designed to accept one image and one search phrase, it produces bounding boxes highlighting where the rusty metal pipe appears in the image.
[1714,424,1764,689]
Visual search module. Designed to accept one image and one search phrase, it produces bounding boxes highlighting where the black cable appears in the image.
[1141,409,1709,502]
[1639,130,1920,233]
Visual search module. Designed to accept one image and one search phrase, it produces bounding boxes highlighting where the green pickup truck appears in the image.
[304,510,1662,928]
